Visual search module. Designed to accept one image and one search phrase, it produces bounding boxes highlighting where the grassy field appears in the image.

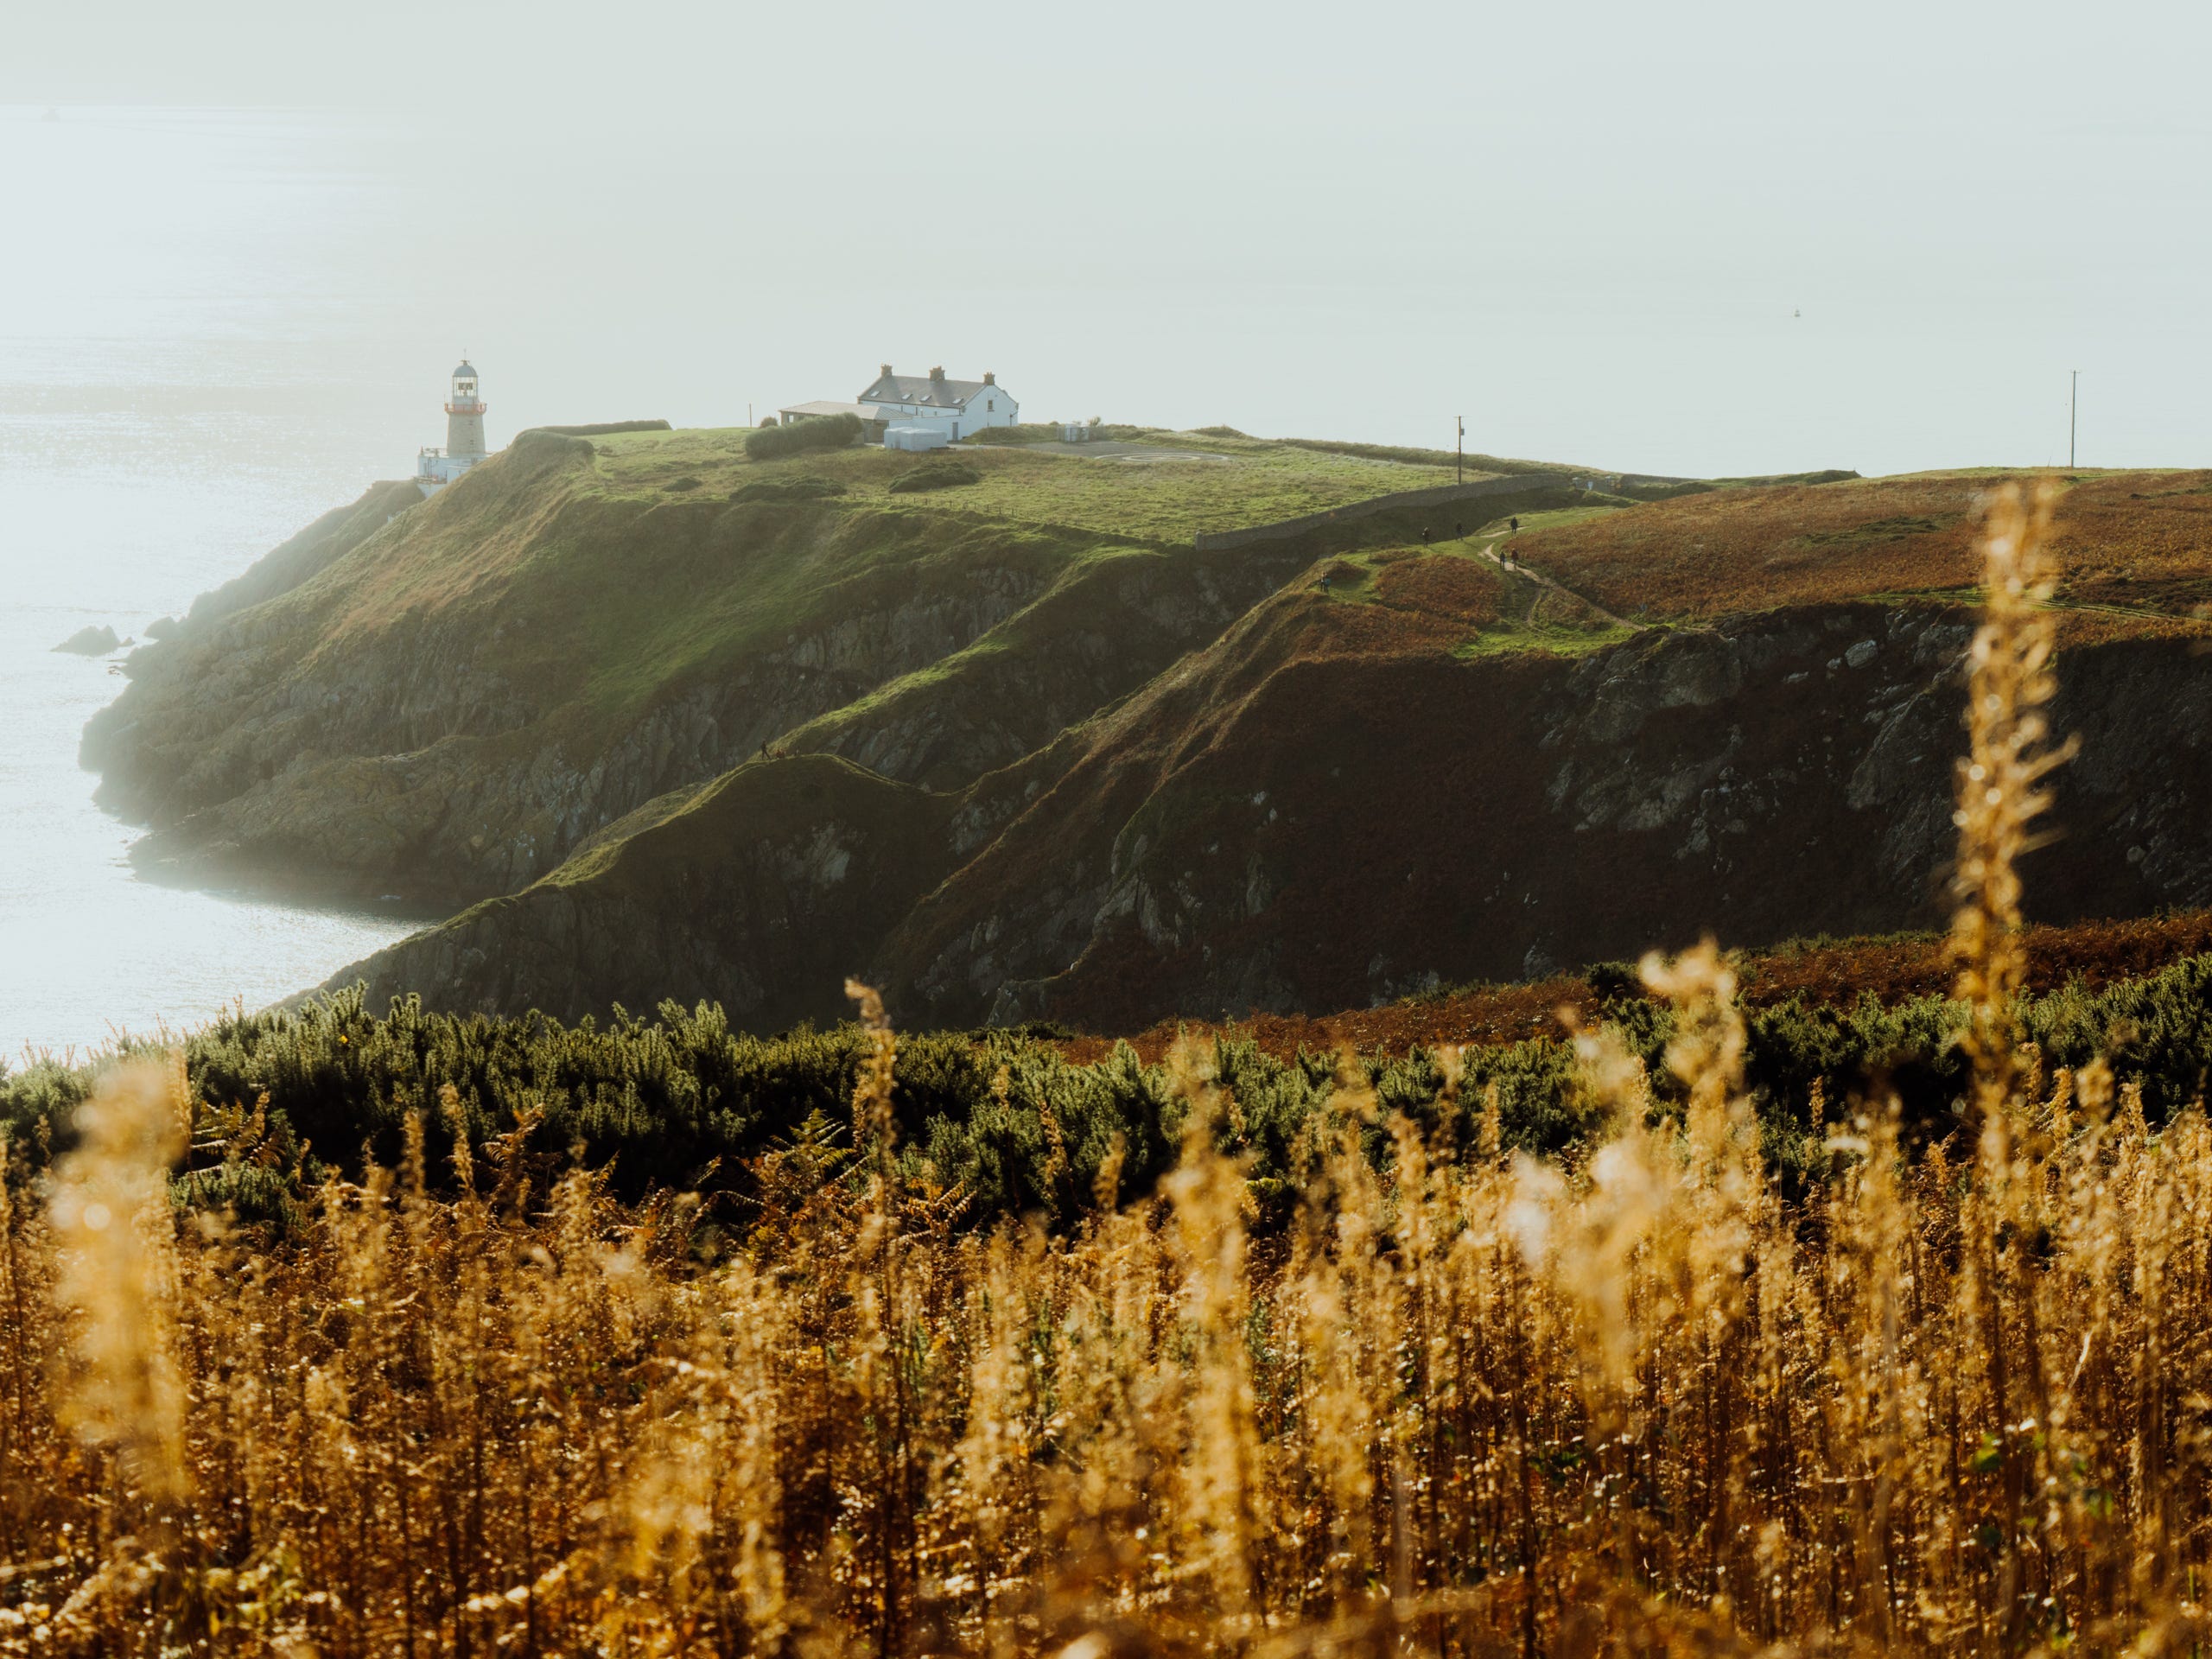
[282,438,1135,721]
[586,425,1481,542]
[1482,502,1625,539]
[1310,536,1630,660]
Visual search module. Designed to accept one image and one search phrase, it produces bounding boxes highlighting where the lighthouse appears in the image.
[446,360,487,461]
[414,358,493,496]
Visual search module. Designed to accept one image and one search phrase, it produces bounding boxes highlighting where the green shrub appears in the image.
[13,950,2212,1228]
[887,460,982,494]
[730,476,848,504]
[745,413,862,461]
[662,475,704,493]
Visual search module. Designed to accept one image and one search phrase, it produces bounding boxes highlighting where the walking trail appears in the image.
[1475,536,1637,631]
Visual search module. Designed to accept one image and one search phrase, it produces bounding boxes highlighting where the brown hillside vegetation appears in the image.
[1063,907,2212,1062]
[1510,468,2212,636]
[1369,549,1506,624]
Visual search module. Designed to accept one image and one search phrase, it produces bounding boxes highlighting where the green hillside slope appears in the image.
[322,468,2212,1033]
[89,427,1465,904]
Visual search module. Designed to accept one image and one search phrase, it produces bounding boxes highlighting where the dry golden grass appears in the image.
[7,490,2212,1656]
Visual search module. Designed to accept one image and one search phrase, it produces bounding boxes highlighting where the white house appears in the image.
[856,365,1016,439]
[858,366,1021,437]
[774,365,1019,444]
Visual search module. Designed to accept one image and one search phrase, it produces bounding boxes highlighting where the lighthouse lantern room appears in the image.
[415,358,492,496]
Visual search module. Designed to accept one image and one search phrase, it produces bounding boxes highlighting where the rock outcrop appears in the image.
[53,623,123,655]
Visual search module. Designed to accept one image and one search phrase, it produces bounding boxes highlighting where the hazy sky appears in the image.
[6,0,2209,477]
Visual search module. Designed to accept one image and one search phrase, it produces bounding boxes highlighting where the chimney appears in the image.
[880,363,893,379]
[983,371,995,385]
[929,365,946,382]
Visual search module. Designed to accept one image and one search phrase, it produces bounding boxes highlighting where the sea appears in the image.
[0,108,422,1060]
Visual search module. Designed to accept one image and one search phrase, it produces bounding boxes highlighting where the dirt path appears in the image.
[1476,537,1637,630]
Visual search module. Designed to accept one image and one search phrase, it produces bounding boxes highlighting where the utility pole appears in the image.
[1457,415,1465,484]
[2069,372,2077,469]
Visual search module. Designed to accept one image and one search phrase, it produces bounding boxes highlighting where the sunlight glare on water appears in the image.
[0,107,422,1058]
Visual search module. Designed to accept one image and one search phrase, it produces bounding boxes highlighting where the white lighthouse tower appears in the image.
[414,358,492,496]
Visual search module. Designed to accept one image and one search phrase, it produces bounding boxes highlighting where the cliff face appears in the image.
[327,584,2212,1035]
[100,436,2212,1036]
[330,754,960,1033]
[881,600,2212,1031]
[85,433,1305,905]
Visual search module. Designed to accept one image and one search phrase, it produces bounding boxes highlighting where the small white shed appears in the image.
[885,423,955,452]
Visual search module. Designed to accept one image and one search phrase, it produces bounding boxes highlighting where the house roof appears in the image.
[858,372,1002,410]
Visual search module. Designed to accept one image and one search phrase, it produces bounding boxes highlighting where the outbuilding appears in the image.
[776,400,890,442]
[884,423,955,452]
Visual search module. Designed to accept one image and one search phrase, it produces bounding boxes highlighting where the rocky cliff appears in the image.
[883,596,2212,1031]
[98,436,2212,1035]
[327,579,2212,1034]
[85,432,1338,905]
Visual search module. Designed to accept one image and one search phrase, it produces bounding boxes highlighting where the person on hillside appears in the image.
[1421,527,1431,545]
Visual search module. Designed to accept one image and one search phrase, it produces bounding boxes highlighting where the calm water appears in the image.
[0,110,420,1058]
